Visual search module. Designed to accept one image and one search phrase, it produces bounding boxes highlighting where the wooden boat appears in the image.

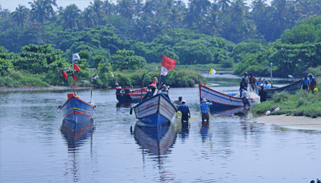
[131,93,177,126]
[199,84,260,112]
[59,93,96,132]
[60,118,95,148]
[254,80,301,99]
[116,77,157,103]
[134,121,176,155]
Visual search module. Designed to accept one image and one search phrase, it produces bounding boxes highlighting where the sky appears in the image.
[0,0,273,12]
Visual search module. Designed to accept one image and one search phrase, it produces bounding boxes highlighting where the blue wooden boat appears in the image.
[254,80,301,99]
[132,93,177,126]
[59,93,96,132]
[60,118,95,148]
[134,121,176,155]
[199,84,260,112]
[116,77,157,103]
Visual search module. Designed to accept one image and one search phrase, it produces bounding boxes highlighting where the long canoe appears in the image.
[199,84,260,112]
[254,80,301,99]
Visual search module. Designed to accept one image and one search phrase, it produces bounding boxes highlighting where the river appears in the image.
[1,86,320,183]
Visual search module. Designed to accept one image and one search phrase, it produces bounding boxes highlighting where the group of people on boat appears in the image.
[300,73,317,94]
[240,72,267,105]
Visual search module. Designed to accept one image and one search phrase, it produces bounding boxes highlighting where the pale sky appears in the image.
[0,0,273,12]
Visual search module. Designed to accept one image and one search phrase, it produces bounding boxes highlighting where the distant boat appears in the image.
[131,93,177,126]
[59,94,96,132]
[116,77,158,103]
[254,80,301,99]
[199,84,260,112]
[134,121,176,155]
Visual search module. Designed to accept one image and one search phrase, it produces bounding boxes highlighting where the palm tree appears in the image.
[11,5,29,28]
[117,0,134,20]
[201,11,221,36]
[230,0,247,20]
[189,0,211,13]
[149,16,170,39]
[166,7,184,28]
[28,0,56,26]
[61,4,81,31]
[81,8,97,28]
[89,0,105,25]
[218,0,231,13]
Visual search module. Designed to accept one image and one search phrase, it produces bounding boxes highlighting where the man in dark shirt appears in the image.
[178,100,190,124]
[258,84,267,103]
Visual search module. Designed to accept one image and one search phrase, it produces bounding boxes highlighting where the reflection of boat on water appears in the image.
[134,121,176,155]
[60,118,95,148]
[132,93,177,126]
[211,107,248,117]
[199,84,260,112]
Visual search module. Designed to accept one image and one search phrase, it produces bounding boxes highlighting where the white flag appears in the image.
[72,53,81,61]
[160,66,168,76]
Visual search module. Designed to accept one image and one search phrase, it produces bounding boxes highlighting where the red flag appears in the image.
[62,69,68,80]
[161,55,176,70]
[74,64,81,72]
[71,71,77,81]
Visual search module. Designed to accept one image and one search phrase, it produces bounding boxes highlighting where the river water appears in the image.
[1,86,320,183]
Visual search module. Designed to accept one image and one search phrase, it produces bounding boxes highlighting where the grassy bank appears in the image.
[252,85,321,118]
[0,68,206,89]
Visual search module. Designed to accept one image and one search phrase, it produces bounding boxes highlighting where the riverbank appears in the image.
[256,114,321,129]
[0,86,91,93]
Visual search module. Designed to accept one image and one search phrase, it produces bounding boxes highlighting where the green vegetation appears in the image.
[253,67,321,118]
[252,90,321,118]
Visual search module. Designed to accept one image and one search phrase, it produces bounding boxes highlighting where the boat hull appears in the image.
[199,84,260,112]
[60,96,95,131]
[254,80,301,99]
[116,87,147,103]
[133,93,177,126]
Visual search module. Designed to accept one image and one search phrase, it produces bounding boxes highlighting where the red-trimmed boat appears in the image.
[131,93,177,126]
[59,93,96,132]
[199,84,260,112]
[116,77,158,103]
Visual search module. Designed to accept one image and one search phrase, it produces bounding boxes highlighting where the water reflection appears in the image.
[200,121,210,142]
[134,121,177,181]
[60,118,95,182]
[211,107,248,118]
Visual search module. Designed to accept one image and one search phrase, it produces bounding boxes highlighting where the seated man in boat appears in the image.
[177,100,190,125]
[241,88,250,109]
[200,98,212,122]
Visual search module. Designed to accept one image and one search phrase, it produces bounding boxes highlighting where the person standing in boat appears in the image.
[241,88,250,109]
[258,84,267,103]
[300,74,309,90]
[200,98,212,122]
[248,73,256,91]
[308,73,317,94]
[178,100,190,126]
[239,78,247,97]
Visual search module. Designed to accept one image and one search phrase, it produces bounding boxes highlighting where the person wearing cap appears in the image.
[177,100,190,124]
[308,73,317,94]
[258,83,267,103]
[200,98,212,122]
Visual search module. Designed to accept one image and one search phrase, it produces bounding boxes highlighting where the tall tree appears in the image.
[11,5,29,28]
[61,4,80,31]
[28,0,56,26]
[89,0,105,25]
[81,8,97,28]
[218,0,231,13]
[117,0,134,20]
